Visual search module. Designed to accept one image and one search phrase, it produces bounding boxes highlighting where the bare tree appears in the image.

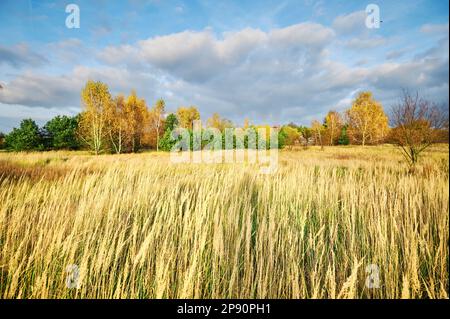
[390,90,449,167]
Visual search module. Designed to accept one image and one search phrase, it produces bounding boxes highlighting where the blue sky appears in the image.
[0,0,448,132]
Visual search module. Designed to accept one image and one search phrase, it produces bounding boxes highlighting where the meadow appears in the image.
[0,144,448,298]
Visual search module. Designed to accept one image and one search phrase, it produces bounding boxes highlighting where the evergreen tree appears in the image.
[5,119,43,151]
[44,115,80,150]
[338,125,350,145]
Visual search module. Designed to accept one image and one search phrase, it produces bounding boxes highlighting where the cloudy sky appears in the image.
[0,0,448,132]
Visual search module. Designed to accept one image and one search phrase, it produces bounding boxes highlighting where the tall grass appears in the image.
[0,145,448,298]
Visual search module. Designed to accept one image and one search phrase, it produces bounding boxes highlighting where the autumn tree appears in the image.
[346,91,389,146]
[176,106,200,129]
[281,125,300,149]
[105,95,127,154]
[123,90,149,152]
[243,118,250,130]
[206,113,233,131]
[311,120,325,150]
[324,111,343,145]
[78,80,112,155]
[390,90,449,167]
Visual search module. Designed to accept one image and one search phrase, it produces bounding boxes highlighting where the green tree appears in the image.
[44,115,79,150]
[0,132,5,149]
[338,125,350,145]
[281,125,300,148]
[158,113,179,151]
[277,128,287,149]
[164,113,178,132]
[5,119,43,151]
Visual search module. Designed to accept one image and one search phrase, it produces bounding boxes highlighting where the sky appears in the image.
[0,0,448,132]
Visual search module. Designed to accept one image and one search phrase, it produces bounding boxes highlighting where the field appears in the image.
[0,145,448,299]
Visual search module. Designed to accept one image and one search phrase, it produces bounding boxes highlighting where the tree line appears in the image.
[0,81,448,165]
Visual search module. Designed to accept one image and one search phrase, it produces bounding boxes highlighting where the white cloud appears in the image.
[344,36,386,50]
[269,23,334,48]
[332,11,366,35]
[0,20,448,128]
[0,65,163,109]
[98,23,334,82]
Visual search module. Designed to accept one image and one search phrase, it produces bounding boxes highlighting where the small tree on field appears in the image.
[390,90,449,168]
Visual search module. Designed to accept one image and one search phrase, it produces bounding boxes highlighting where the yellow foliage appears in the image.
[346,91,389,146]
[176,106,200,129]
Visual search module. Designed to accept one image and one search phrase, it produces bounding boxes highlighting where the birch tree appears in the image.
[346,91,388,146]
[150,98,165,151]
[78,80,112,155]
[324,111,343,146]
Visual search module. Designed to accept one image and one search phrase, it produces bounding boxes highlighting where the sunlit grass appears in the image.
[0,145,448,298]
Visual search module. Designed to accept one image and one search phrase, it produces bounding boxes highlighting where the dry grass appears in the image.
[0,144,448,298]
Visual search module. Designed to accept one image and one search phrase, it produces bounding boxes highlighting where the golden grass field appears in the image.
[0,144,448,299]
